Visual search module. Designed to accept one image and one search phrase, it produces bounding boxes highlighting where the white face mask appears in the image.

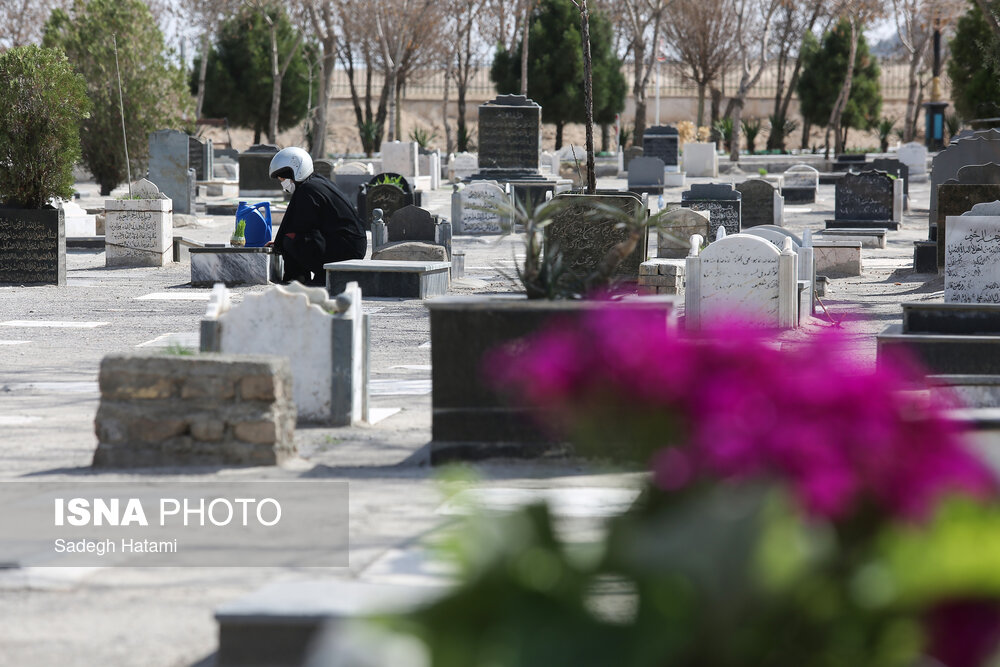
[281,179,295,194]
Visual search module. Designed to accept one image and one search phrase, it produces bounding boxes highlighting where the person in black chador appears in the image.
[266,147,366,285]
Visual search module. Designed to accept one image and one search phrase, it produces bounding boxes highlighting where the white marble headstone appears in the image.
[783,164,819,188]
[449,152,478,180]
[898,142,928,176]
[945,214,1000,303]
[380,141,419,178]
[452,181,512,234]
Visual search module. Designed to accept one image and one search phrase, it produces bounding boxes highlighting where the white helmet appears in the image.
[269,147,314,182]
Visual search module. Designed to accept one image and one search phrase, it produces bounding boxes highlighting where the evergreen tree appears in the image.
[43,0,192,196]
[797,20,882,148]
[948,1,1000,121]
[490,0,626,149]
[196,8,311,145]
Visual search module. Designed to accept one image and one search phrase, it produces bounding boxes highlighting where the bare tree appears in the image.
[243,0,305,144]
[893,0,963,141]
[333,1,388,156]
[726,0,782,161]
[766,0,829,151]
[825,0,886,156]
[304,1,338,158]
[445,0,489,152]
[0,0,68,50]
[167,0,239,121]
[662,0,736,128]
[620,0,668,144]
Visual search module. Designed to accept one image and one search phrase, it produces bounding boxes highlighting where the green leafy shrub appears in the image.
[741,117,762,154]
[0,45,90,209]
[408,126,438,149]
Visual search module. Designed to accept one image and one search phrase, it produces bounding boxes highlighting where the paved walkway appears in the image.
[0,171,942,666]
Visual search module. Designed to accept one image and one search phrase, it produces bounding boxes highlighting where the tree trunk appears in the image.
[254,126,262,145]
[696,82,707,129]
[395,80,403,140]
[311,37,335,159]
[195,31,210,121]
[710,87,722,125]
[579,0,596,194]
[800,119,810,151]
[633,39,647,145]
[556,122,564,149]
[827,20,858,156]
[904,55,921,142]
[457,85,468,151]
[520,0,531,95]
[730,101,742,162]
[268,24,281,143]
[386,69,397,142]
[443,59,454,155]
[601,123,610,153]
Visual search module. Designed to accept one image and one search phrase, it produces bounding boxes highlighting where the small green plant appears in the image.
[712,117,734,153]
[741,117,762,154]
[359,119,383,157]
[758,168,768,176]
[618,126,632,149]
[164,342,195,356]
[408,126,438,149]
[373,173,405,189]
[945,113,963,143]
[0,45,90,209]
[234,219,246,238]
[873,116,897,152]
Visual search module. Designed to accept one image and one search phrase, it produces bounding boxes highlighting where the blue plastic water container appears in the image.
[237,201,272,247]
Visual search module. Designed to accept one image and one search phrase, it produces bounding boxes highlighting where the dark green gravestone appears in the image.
[545,193,648,282]
[936,183,1000,270]
[0,208,66,286]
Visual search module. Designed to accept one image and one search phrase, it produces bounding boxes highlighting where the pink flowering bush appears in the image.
[488,309,995,523]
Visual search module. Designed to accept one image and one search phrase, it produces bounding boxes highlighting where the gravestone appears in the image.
[540,151,560,175]
[204,282,367,425]
[627,157,665,195]
[945,211,1000,303]
[364,184,410,229]
[624,146,644,172]
[239,144,282,197]
[58,200,97,237]
[384,205,451,258]
[451,181,513,234]
[450,152,478,180]
[381,141,419,178]
[334,161,372,175]
[0,208,65,285]
[475,94,542,177]
[929,129,1000,223]
[149,129,195,215]
[743,227,815,292]
[656,207,710,259]
[189,136,213,181]
[683,142,718,178]
[642,126,679,168]
[330,162,372,212]
[546,193,648,281]
[105,179,173,267]
[681,183,741,239]
[313,159,335,179]
[898,142,928,180]
[870,157,909,194]
[829,170,899,230]
[936,181,1000,271]
[782,164,819,204]
[686,234,798,329]
[736,178,783,228]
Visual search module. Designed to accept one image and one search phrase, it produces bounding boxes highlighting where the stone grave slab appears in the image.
[936,183,1000,270]
[190,247,275,287]
[870,157,909,196]
[828,170,899,230]
[149,129,195,215]
[627,156,665,195]
[782,164,819,204]
[945,213,1000,303]
[381,205,451,258]
[898,142,928,179]
[363,182,411,229]
[105,189,173,268]
[475,94,542,177]
[681,183,741,239]
[736,178,782,228]
[451,181,512,234]
[656,207,710,259]
[624,146,643,171]
[449,151,478,180]
[381,141,419,178]
[812,240,862,278]
[189,135,213,181]
[203,282,367,425]
[238,144,282,197]
[683,142,718,177]
[546,193,648,281]
[325,260,450,299]
[685,233,798,329]
[643,125,679,168]
[0,208,66,286]
[930,129,1000,222]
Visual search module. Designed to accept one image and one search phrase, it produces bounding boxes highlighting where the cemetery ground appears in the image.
[0,171,936,666]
